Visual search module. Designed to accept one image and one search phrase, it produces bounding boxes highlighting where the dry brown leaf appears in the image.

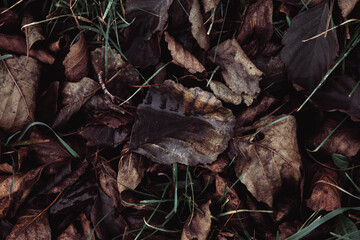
[117,147,146,193]
[130,80,235,166]
[209,39,262,106]
[181,200,212,240]
[0,34,54,64]
[49,35,71,54]
[306,167,341,211]
[228,115,302,207]
[99,159,121,206]
[0,55,41,133]
[215,174,241,211]
[209,80,243,105]
[338,0,359,18]
[57,224,82,240]
[6,209,51,240]
[0,8,20,33]
[307,118,360,158]
[236,0,273,55]
[21,11,46,51]
[201,0,220,13]
[63,33,89,82]
[0,167,42,218]
[189,0,210,50]
[53,77,99,128]
[164,32,206,74]
[201,154,229,173]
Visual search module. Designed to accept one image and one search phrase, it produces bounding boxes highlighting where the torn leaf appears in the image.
[209,39,262,106]
[130,80,235,166]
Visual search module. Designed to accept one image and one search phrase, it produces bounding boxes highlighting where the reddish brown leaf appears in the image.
[228,115,302,208]
[201,154,229,173]
[164,32,206,74]
[0,167,42,218]
[215,175,241,211]
[63,34,89,82]
[57,224,82,240]
[0,55,41,133]
[130,80,235,166]
[209,39,263,106]
[181,200,212,240]
[306,167,341,211]
[236,0,273,56]
[6,209,51,240]
[0,8,20,34]
[281,3,339,92]
[0,34,54,64]
[49,35,71,54]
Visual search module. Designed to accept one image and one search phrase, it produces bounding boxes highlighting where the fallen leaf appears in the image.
[123,0,173,68]
[78,112,131,147]
[0,167,42,218]
[313,75,360,122]
[189,0,210,50]
[228,115,302,207]
[209,39,263,106]
[63,33,89,82]
[0,55,41,133]
[281,3,339,92]
[215,174,241,211]
[181,200,212,240]
[130,80,235,166]
[91,189,127,240]
[164,32,206,74]
[0,34,55,64]
[307,117,360,158]
[201,0,220,13]
[99,160,121,206]
[338,0,359,18]
[49,35,71,54]
[57,224,82,240]
[6,209,51,240]
[236,0,273,55]
[201,154,229,173]
[0,8,20,34]
[209,80,243,105]
[306,167,341,211]
[21,10,46,51]
[53,77,99,128]
[117,146,146,193]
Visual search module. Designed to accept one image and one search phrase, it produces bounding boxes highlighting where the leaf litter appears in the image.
[0,1,359,239]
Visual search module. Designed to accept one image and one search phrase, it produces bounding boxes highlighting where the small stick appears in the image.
[98,71,116,103]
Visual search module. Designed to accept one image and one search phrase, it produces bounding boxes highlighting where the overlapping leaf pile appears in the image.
[0,0,359,239]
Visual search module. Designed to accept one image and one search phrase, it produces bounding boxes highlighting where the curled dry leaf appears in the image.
[236,0,273,55]
[307,117,360,158]
[21,10,46,50]
[228,115,302,207]
[53,77,99,128]
[99,160,121,207]
[0,55,41,133]
[201,0,220,13]
[209,39,262,106]
[63,34,89,82]
[306,167,341,211]
[209,80,243,105]
[0,167,42,218]
[6,209,51,240]
[164,32,206,74]
[189,0,210,50]
[130,80,235,166]
[117,146,146,193]
[338,0,359,18]
[0,34,54,64]
[281,3,339,92]
[181,200,212,240]
[49,35,71,54]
